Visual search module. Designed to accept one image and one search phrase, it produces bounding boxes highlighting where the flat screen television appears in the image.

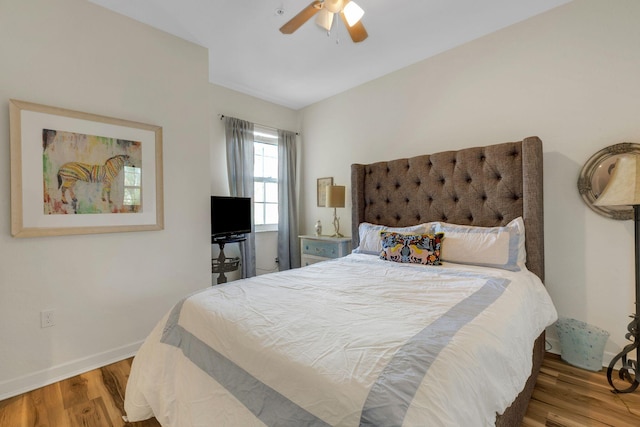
[211,196,252,239]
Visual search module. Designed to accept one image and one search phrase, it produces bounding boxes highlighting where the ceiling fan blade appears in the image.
[279,1,323,34]
[340,11,368,43]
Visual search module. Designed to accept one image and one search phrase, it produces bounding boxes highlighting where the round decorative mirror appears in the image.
[577,143,640,220]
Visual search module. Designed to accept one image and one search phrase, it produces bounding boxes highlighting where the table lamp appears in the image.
[326,185,345,237]
[594,154,640,393]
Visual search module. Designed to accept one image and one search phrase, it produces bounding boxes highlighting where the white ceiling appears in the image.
[88,0,571,110]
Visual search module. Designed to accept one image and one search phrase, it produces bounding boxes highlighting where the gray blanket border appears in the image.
[359,277,510,426]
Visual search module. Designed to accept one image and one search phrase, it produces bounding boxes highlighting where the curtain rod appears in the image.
[218,114,299,136]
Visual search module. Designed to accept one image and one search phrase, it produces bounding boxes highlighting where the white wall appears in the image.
[299,0,640,364]
[209,85,300,279]
[0,0,211,398]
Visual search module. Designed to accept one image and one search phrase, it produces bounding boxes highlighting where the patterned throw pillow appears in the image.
[379,231,444,265]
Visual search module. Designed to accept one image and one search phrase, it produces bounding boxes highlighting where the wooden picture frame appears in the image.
[317,177,333,207]
[10,99,164,237]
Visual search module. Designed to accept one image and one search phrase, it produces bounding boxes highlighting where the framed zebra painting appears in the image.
[9,99,164,237]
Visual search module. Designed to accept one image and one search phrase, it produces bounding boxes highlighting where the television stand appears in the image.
[211,235,246,284]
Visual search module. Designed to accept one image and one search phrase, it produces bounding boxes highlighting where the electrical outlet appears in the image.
[41,310,55,328]
[275,257,279,264]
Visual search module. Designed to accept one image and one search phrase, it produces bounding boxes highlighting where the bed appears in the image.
[124,136,557,426]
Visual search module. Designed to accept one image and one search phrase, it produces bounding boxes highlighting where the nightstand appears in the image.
[299,235,352,266]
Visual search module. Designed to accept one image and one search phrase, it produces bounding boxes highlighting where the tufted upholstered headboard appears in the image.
[351,136,544,281]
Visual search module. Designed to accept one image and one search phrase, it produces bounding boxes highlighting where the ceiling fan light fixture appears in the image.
[343,1,364,27]
[324,0,344,14]
[315,8,334,32]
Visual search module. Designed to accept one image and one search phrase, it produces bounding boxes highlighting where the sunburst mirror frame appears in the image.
[578,142,640,220]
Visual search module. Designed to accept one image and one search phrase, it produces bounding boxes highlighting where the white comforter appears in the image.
[124,254,557,426]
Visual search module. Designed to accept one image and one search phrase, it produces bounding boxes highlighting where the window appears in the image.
[254,126,278,231]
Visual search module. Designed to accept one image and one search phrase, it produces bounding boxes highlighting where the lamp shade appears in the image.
[315,8,334,31]
[326,185,346,208]
[594,155,640,207]
[343,1,365,27]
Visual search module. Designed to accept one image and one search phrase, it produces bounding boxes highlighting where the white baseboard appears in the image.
[0,340,143,401]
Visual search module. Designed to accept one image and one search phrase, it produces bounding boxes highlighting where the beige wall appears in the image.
[0,0,211,398]
[299,0,640,363]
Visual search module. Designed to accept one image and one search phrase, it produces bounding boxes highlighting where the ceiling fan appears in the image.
[279,0,368,43]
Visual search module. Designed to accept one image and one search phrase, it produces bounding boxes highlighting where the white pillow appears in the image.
[353,222,433,255]
[432,217,526,271]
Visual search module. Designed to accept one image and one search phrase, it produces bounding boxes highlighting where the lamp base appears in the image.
[607,204,640,393]
[607,314,640,393]
[331,208,343,238]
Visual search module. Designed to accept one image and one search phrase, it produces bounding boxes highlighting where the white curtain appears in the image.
[224,116,256,278]
[277,130,300,270]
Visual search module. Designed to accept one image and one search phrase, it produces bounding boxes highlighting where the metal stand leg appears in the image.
[211,236,244,285]
[216,242,227,284]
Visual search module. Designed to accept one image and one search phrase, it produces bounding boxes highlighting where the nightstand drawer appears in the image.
[302,239,342,259]
[299,235,352,268]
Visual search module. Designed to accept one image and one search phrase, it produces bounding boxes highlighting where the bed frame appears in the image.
[350,136,544,426]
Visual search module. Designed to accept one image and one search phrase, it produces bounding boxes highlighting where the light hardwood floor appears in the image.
[1,353,639,426]
[0,358,159,427]
[523,353,640,426]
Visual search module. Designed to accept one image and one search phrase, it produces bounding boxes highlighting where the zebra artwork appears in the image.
[57,154,130,206]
